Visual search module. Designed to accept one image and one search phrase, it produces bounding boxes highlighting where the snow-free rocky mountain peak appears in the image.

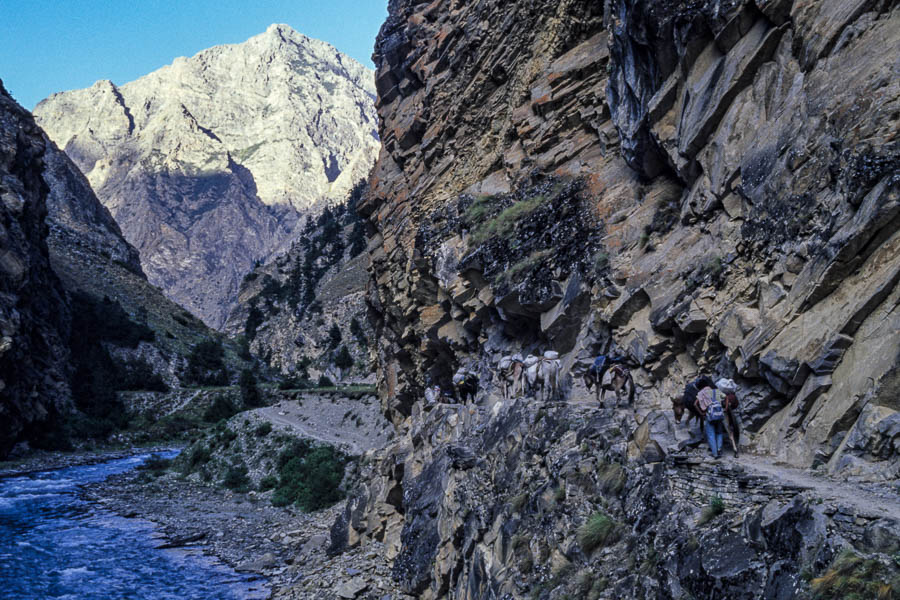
[34,24,380,327]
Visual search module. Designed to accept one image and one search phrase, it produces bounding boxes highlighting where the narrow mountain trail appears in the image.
[256,406,365,455]
[732,454,900,522]
[523,388,900,523]
[253,395,391,456]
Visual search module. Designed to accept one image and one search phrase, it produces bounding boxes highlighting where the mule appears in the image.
[453,373,478,403]
[498,357,525,399]
[599,365,634,407]
[671,394,703,428]
[539,358,561,401]
[525,358,561,401]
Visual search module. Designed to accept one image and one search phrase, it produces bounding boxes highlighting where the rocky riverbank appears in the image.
[0,445,178,479]
[79,469,406,600]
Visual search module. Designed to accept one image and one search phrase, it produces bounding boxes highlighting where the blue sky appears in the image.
[0,0,388,109]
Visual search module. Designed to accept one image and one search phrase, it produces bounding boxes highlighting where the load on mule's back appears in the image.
[583,352,632,406]
[524,351,561,401]
[497,353,525,399]
[671,374,741,458]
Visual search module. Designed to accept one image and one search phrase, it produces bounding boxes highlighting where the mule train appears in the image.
[497,351,634,407]
[497,352,561,401]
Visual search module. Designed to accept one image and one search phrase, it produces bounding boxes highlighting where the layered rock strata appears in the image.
[339,0,900,597]
[35,24,380,327]
[362,0,900,476]
[330,398,900,599]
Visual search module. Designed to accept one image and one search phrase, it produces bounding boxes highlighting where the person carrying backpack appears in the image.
[695,386,725,459]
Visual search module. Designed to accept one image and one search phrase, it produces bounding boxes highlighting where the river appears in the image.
[0,450,267,599]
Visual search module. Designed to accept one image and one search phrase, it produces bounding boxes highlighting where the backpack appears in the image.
[706,390,725,422]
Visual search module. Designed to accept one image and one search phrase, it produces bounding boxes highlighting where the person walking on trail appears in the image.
[695,385,726,458]
[716,377,741,455]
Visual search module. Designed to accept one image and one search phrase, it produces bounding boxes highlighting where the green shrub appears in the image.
[203,396,237,423]
[239,369,263,407]
[137,455,172,476]
[317,375,334,388]
[697,496,725,526]
[334,345,354,369]
[245,302,264,340]
[328,323,342,349]
[184,445,212,472]
[259,475,278,491]
[183,339,229,386]
[350,317,368,347]
[271,445,348,512]
[119,358,169,392]
[223,463,250,492]
[255,422,273,437]
[577,512,620,553]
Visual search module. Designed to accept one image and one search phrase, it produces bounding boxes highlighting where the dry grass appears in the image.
[470,195,548,245]
[810,550,900,600]
[697,496,725,526]
[597,460,626,496]
[577,512,620,553]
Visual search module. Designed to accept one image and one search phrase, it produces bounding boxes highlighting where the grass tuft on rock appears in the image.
[597,460,626,496]
[697,495,725,526]
[577,512,620,553]
[811,549,900,600]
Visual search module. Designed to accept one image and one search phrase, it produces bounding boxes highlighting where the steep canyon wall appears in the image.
[328,1,900,598]
[362,0,900,478]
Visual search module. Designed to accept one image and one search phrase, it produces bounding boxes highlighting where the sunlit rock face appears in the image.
[364,0,900,474]
[35,24,380,327]
[335,1,900,596]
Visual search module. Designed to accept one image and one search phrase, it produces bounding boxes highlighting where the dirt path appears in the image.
[254,394,391,456]
[257,406,366,455]
[559,392,900,523]
[733,454,900,522]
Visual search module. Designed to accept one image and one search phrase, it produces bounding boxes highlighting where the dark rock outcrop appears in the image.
[0,81,72,457]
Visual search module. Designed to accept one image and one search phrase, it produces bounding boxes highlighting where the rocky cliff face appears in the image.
[224,186,374,380]
[34,24,380,328]
[0,81,72,457]
[363,0,899,476]
[328,0,900,598]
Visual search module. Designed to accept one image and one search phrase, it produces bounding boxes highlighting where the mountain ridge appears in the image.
[34,24,380,328]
